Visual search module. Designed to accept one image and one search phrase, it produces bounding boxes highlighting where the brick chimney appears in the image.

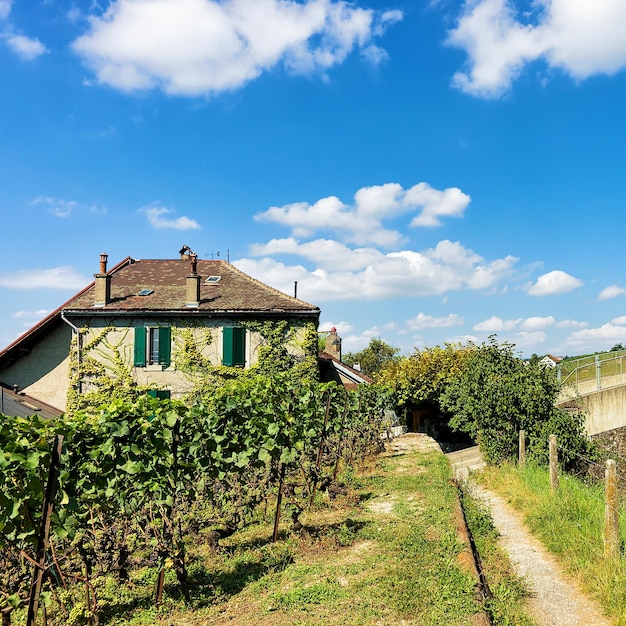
[325,327,342,361]
[94,253,111,307]
[185,253,200,308]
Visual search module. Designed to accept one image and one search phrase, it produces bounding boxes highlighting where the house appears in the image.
[318,327,373,390]
[540,354,563,368]
[0,249,320,412]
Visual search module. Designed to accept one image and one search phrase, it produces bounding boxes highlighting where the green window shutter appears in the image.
[223,327,246,366]
[232,327,245,366]
[134,327,146,366]
[223,327,234,366]
[147,389,171,401]
[158,326,171,367]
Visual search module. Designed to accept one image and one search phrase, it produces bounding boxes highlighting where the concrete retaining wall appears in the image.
[557,385,626,435]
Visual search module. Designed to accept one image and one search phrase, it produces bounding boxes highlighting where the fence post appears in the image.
[596,355,601,390]
[604,459,619,557]
[26,434,64,626]
[519,430,526,467]
[549,434,559,492]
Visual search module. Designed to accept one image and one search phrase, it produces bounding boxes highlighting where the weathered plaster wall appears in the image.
[0,324,72,410]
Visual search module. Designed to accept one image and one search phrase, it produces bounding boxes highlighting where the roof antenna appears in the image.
[294,281,298,298]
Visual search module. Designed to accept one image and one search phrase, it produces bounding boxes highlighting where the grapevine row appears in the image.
[0,372,391,622]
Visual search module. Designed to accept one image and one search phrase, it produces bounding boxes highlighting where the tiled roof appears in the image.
[66,258,319,313]
[0,383,63,419]
[0,256,319,369]
[318,349,373,386]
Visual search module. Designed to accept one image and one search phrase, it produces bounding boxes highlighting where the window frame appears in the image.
[134,326,171,367]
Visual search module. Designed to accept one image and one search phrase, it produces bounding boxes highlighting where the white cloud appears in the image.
[11,309,50,319]
[3,33,47,60]
[0,0,11,20]
[249,238,383,271]
[407,312,464,330]
[527,270,582,296]
[612,316,626,326]
[31,196,107,218]
[474,315,555,333]
[72,0,401,96]
[319,320,354,335]
[598,285,626,301]
[255,182,471,246]
[0,267,90,290]
[510,330,547,350]
[141,205,201,230]
[520,315,555,330]
[448,0,626,98]
[555,319,587,329]
[237,238,517,302]
[564,322,626,352]
[473,316,521,332]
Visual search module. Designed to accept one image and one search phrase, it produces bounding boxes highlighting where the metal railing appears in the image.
[559,353,626,395]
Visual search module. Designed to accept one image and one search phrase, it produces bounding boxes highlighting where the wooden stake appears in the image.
[26,435,64,626]
[518,430,526,468]
[549,434,559,492]
[272,464,286,543]
[604,459,619,557]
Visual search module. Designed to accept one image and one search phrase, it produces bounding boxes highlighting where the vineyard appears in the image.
[0,373,391,625]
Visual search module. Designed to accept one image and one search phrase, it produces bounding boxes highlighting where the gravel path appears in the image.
[447,445,612,626]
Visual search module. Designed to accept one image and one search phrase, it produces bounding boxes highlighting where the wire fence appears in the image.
[559,352,626,395]
[521,431,626,556]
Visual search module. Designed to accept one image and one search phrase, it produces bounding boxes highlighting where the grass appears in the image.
[9,442,540,625]
[13,442,526,625]
[478,462,626,624]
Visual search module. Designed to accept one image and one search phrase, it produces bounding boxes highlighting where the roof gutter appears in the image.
[62,309,320,318]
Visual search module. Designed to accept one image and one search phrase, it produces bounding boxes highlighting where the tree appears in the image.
[439,337,589,466]
[378,343,472,410]
[342,338,400,378]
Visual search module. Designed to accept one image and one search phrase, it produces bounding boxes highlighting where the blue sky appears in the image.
[2,0,626,359]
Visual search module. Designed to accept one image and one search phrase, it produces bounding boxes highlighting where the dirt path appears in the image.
[446,444,612,626]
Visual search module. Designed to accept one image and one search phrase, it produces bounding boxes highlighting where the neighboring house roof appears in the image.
[0,383,63,419]
[541,354,563,366]
[0,255,319,371]
[318,349,373,389]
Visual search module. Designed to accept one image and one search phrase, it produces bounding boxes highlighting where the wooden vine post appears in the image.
[604,459,619,557]
[156,418,181,605]
[518,430,526,468]
[549,434,559,493]
[332,395,350,482]
[26,434,64,626]
[272,463,286,543]
[309,392,332,507]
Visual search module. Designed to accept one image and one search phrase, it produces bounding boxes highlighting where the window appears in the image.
[134,326,171,367]
[222,326,246,366]
[205,276,221,284]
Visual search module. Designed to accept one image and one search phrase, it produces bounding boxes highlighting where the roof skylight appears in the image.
[205,276,221,284]
[137,289,154,296]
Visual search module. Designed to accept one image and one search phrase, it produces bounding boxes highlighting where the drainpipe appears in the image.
[61,311,83,396]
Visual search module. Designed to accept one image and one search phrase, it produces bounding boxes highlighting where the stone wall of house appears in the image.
[0,324,72,411]
[1,317,313,412]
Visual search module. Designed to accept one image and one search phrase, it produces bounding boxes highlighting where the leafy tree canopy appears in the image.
[342,338,400,378]
[439,337,590,466]
[377,343,472,408]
